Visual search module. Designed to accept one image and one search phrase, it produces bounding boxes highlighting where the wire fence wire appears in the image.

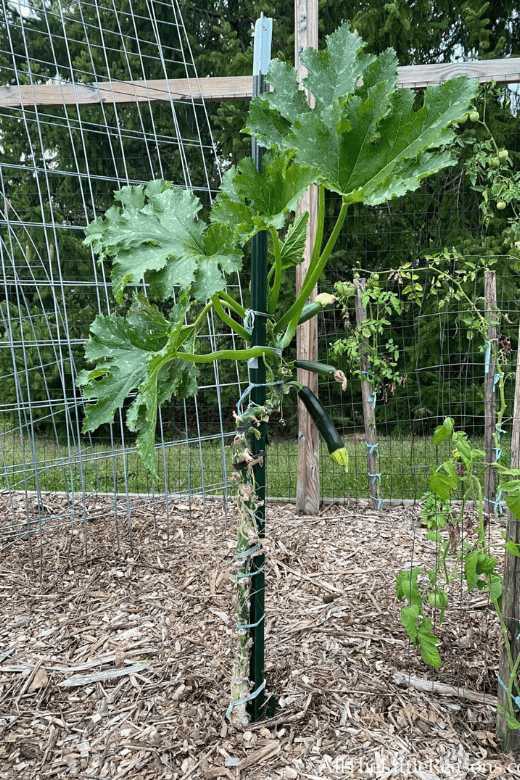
[0,0,248,550]
[213,89,520,506]
[316,272,518,504]
[246,270,516,505]
[2,6,520,550]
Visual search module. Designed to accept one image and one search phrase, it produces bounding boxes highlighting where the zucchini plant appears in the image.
[77,24,477,724]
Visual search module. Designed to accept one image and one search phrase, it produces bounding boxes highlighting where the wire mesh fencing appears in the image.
[0,0,248,551]
[313,270,518,505]
[250,269,515,505]
[1,6,520,551]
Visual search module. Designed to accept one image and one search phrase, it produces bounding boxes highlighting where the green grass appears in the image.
[1,431,510,502]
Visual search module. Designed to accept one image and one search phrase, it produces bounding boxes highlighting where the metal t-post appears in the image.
[247,13,275,722]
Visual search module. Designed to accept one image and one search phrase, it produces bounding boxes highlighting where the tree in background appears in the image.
[0,0,220,434]
[1,0,519,438]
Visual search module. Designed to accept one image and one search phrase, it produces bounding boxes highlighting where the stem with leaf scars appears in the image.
[229,418,262,727]
[228,393,281,726]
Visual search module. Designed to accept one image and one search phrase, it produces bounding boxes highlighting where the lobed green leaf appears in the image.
[429,462,459,501]
[400,603,420,643]
[505,540,520,557]
[433,417,454,445]
[85,180,242,304]
[211,153,314,237]
[280,212,310,268]
[78,296,198,475]
[246,24,477,203]
[505,492,520,521]
[417,617,442,668]
[396,568,423,608]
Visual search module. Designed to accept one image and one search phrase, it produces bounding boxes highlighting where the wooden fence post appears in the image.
[295,0,320,515]
[484,269,498,513]
[497,319,520,751]
[354,278,381,509]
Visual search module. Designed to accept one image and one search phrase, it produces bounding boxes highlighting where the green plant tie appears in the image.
[366,441,379,454]
[236,542,262,561]
[236,563,265,579]
[226,680,266,721]
[495,488,504,514]
[485,489,504,515]
[498,676,520,709]
[236,379,284,416]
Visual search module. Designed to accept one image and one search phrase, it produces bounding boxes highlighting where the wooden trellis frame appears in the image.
[3,42,520,519]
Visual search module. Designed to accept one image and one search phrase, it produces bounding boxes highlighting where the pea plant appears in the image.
[395,258,520,731]
[77,24,476,724]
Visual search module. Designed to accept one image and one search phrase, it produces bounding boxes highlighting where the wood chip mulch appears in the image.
[0,491,519,779]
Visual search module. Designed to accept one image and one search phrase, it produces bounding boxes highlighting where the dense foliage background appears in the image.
[1,0,520,440]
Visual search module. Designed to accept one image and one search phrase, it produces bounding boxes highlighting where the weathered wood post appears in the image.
[497,319,520,750]
[484,269,498,513]
[295,0,320,515]
[354,278,381,509]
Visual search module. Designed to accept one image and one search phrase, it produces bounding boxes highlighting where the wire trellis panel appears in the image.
[0,0,246,550]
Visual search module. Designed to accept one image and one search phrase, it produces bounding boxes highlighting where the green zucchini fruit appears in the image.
[295,360,347,391]
[298,301,321,325]
[295,360,338,377]
[298,386,348,471]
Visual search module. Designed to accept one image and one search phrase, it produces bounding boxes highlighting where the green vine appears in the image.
[332,274,408,393]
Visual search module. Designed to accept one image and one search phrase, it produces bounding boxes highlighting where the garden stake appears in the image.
[483,269,499,513]
[247,14,274,723]
[497,315,520,750]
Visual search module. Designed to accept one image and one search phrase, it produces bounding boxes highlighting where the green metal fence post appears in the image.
[247,13,275,722]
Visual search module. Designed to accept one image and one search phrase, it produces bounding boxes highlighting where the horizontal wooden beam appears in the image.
[1,57,520,109]
[0,75,254,109]
[396,57,520,88]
